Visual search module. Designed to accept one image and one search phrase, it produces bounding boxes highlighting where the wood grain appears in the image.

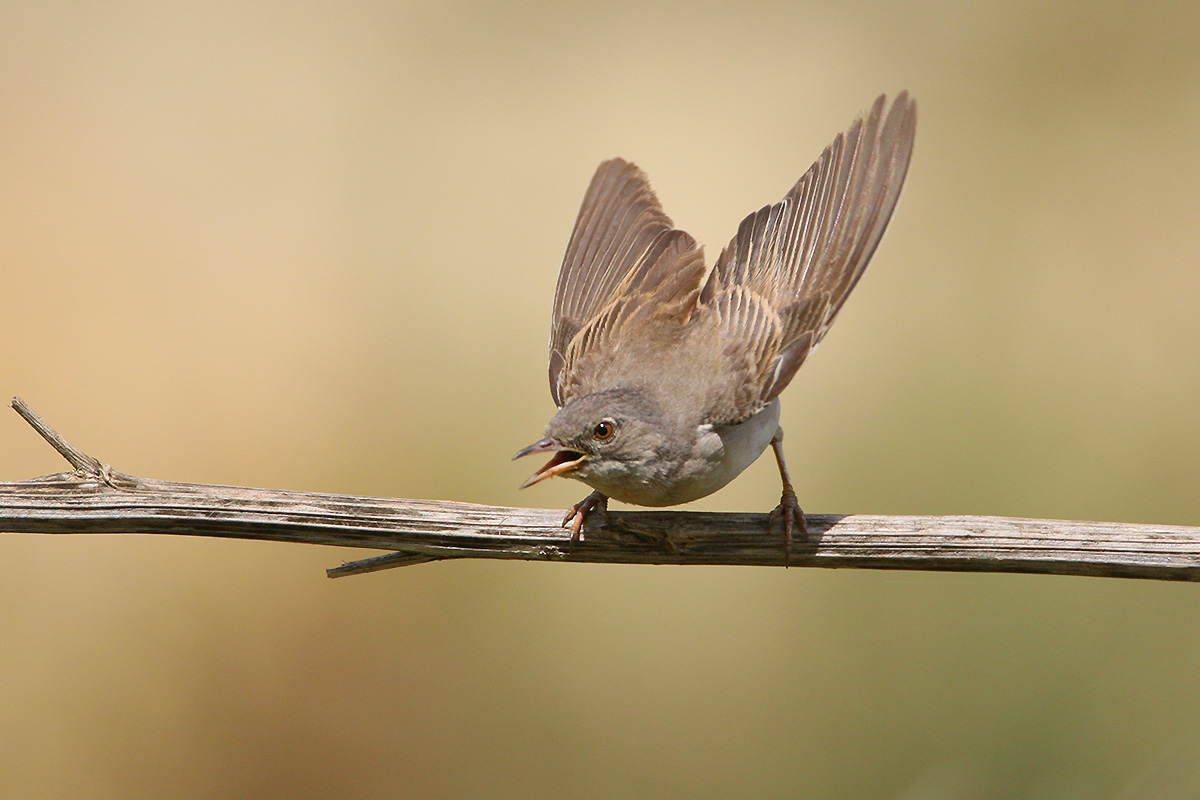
[4,398,1198,580]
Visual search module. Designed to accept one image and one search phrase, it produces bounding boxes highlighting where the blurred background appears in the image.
[3,0,1200,797]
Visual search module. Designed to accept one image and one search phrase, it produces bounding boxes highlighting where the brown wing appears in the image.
[548,159,706,406]
[699,92,917,424]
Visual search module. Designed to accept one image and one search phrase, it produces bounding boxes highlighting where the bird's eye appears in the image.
[593,420,616,440]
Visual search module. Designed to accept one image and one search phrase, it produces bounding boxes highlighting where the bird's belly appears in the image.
[582,400,781,507]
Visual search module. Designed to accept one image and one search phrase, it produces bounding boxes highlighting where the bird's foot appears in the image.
[562,491,609,546]
[769,489,806,566]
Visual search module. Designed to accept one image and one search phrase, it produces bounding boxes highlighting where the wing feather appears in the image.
[700,92,917,423]
[548,159,676,404]
[548,160,706,406]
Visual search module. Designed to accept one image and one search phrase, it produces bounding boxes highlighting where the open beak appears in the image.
[512,438,586,489]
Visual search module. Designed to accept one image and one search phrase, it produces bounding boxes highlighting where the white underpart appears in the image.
[688,398,781,502]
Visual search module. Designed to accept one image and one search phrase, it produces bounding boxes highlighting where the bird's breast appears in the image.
[684,398,781,501]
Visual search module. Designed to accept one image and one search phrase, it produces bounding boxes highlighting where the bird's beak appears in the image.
[512,437,586,489]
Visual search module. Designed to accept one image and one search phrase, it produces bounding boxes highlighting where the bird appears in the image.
[513,92,916,558]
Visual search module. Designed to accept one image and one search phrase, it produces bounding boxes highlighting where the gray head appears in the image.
[513,388,676,491]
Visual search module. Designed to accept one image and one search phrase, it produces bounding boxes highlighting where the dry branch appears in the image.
[2,398,1198,581]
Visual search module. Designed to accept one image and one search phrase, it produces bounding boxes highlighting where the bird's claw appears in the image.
[562,491,609,546]
[769,489,806,566]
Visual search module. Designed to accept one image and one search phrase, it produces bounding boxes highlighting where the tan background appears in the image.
[3,1,1200,797]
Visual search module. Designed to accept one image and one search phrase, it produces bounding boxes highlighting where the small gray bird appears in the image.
[515,92,916,554]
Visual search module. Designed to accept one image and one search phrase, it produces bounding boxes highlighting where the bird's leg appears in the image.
[562,490,609,546]
[768,428,806,566]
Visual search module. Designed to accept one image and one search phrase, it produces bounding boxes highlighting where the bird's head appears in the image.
[513,388,671,490]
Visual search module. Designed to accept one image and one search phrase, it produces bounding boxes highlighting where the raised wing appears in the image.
[548,159,705,406]
[699,92,917,423]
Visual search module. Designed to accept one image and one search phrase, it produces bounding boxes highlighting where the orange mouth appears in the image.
[513,439,586,489]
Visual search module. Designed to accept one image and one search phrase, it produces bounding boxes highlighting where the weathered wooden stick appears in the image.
[3,398,1199,581]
